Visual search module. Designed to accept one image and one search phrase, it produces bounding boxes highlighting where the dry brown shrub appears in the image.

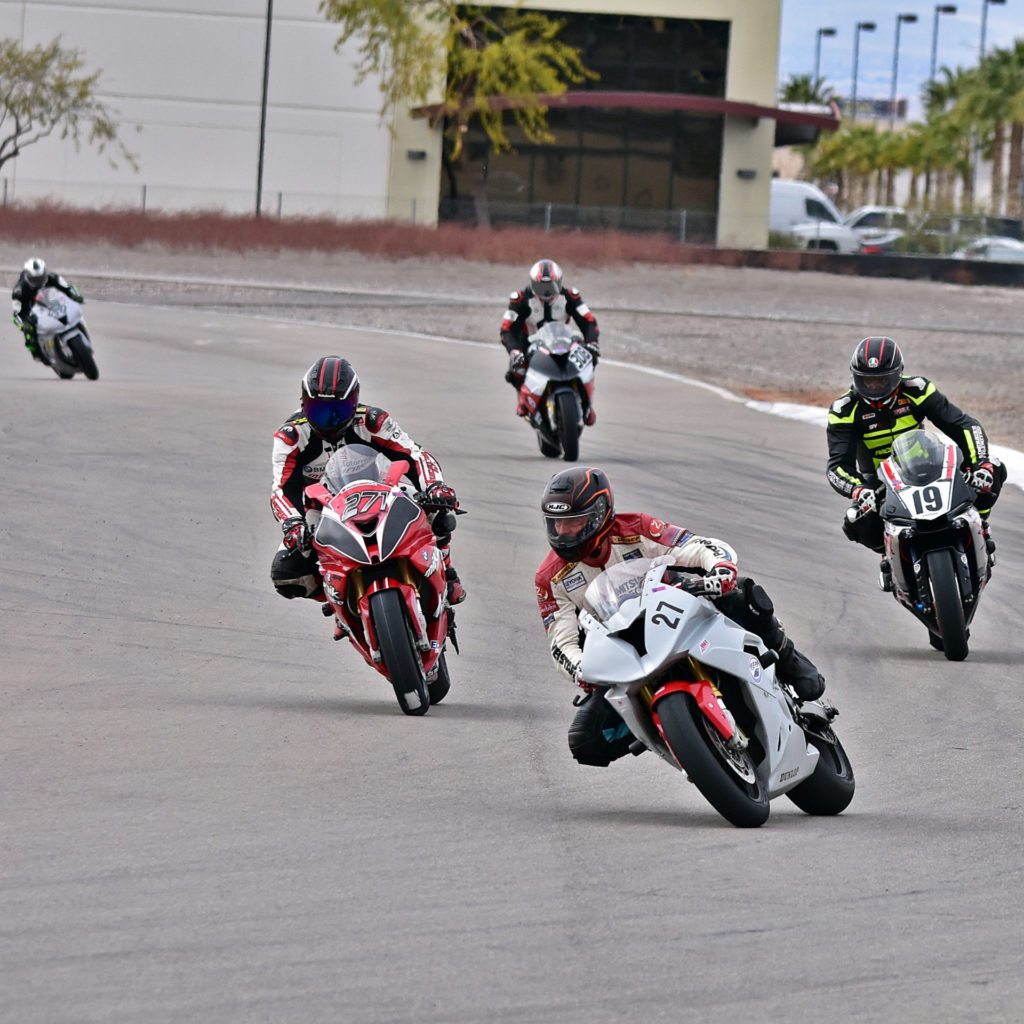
[0,201,712,268]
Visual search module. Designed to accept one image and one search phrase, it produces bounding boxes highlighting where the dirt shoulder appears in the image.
[4,239,1022,449]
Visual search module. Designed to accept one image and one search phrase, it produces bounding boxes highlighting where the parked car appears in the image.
[844,205,908,240]
[769,179,862,253]
[951,236,1024,262]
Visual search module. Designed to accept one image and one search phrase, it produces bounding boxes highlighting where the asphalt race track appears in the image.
[3,297,1023,1024]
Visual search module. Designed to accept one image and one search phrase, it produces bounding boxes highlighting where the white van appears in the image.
[770,179,862,253]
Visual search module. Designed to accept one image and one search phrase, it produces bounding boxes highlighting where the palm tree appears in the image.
[779,73,835,105]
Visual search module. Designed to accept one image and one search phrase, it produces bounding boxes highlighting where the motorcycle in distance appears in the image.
[303,444,464,716]
[31,285,99,380]
[870,428,995,662]
[517,321,595,462]
[577,557,855,828]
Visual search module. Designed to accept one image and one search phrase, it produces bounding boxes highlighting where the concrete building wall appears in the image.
[0,0,430,219]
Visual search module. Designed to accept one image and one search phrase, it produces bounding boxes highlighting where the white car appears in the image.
[951,236,1024,263]
[770,179,863,253]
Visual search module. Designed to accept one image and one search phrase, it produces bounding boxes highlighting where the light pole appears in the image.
[256,0,273,217]
[980,0,1006,59]
[850,21,876,122]
[815,27,837,84]
[930,5,958,82]
[890,13,919,128]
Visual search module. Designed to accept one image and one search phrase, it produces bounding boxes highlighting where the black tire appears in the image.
[656,691,770,828]
[55,367,75,380]
[536,432,560,458]
[68,336,99,380]
[428,652,451,705]
[368,589,430,716]
[926,549,968,661]
[785,730,855,816]
[554,389,580,462]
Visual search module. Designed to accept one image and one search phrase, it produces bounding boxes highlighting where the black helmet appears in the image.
[301,356,360,443]
[541,467,615,562]
[851,336,904,408]
[529,259,563,304]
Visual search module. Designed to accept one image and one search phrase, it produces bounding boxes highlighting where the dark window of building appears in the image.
[439,11,729,239]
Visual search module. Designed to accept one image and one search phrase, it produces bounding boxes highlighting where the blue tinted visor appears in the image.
[302,395,358,437]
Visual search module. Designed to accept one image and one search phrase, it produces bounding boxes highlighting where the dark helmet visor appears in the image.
[302,395,358,437]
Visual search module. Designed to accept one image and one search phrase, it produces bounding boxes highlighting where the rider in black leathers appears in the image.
[500,258,600,404]
[827,337,1005,584]
[11,257,84,363]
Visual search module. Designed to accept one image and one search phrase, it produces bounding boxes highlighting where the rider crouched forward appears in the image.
[535,467,827,769]
[270,356,465,631]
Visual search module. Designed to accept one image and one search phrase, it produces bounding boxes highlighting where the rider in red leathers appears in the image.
[535,467,827,768]
[271,356,466,623]
[500,258,600,421]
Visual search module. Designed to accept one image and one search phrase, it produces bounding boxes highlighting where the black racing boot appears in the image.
[879,558,893,592]
[776,637,826,702]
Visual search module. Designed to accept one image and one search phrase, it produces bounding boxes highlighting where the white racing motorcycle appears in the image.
[875,428,995,661]
[577,558,855,828]
[31,286,98,380]
[518,322,595,461]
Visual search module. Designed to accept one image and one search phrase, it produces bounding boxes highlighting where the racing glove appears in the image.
[417,482,459,511]
[849,485,878,520]
[671,561,737,598]
[966,461,995,493]
[583,341,600,366]
[505,350,526,384]
[281,516,310,553]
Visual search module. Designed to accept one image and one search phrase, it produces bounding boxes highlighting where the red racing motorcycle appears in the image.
[304,445,461,716]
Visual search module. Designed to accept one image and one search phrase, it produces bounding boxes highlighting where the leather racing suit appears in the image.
[11,270,83,361]
[535,513,826,767]
[500,285,599,359]
[270,403,452,601]
[827,376,1005,550]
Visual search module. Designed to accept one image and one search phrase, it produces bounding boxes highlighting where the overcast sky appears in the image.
[778,0,1022,117]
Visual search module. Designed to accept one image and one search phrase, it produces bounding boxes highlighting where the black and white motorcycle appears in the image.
[577,557,855,828]
[875,429,995,661]
[517,322,595,462]
[31,286,99,380]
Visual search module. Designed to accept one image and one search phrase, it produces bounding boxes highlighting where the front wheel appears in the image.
[926,549,968,661]
[785,729,855,815]
[67,335,99,380]
[428,651,451,705]
[656,691,770,828]
[368,588,430,716]
[554,389,580,462]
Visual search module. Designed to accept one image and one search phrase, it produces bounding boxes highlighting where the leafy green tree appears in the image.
[318,1,597,156]
[0,36,137,174]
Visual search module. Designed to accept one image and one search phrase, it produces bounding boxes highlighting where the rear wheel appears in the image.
[656,691,769,828]
[369,589,430,716]
[785,729,855,815]
[68,336,99,380]
[926,549,968,661]
[554,390,580,462]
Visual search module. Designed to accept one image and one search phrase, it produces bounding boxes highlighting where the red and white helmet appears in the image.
[529,259,563,304]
